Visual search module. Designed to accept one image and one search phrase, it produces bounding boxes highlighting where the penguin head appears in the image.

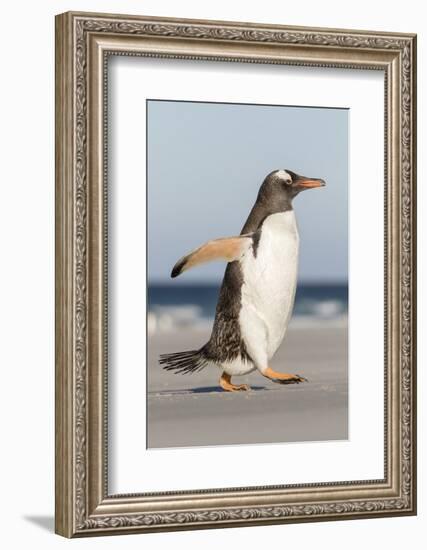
[258,169,326,204]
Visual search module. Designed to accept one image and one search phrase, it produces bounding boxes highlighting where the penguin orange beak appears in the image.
[297,178,326,189]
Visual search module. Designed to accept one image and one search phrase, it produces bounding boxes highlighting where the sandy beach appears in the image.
[147,321,348,448]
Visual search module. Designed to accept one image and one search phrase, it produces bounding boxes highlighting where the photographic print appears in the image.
[147,99,348,448]
[56,12,416,536]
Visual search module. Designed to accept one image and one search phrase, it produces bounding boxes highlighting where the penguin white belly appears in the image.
[239,211,299,369]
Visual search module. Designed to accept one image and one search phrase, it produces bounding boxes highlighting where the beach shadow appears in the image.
[150,386,268,396]
[23,515,54,532]
[185,385,267,393]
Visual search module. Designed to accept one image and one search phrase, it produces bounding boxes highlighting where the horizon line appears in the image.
[148,279,348,286]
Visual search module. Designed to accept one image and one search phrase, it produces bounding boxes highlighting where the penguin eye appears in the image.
[285,178,292,186]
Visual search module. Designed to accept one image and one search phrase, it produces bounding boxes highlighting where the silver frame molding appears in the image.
[55,11,417,537]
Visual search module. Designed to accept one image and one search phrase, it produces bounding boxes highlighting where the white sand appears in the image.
[147,322,348,448]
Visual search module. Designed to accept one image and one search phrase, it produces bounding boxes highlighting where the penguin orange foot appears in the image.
[219,372,250,392]
[262,367,308,384]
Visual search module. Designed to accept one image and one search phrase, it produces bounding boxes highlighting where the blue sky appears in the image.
[148,100,348,284]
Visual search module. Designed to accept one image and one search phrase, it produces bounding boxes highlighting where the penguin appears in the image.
[159,169,325,391]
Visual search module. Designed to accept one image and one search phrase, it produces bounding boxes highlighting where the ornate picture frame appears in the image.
[55,11,416,537]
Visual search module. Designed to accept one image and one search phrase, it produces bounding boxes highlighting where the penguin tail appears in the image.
[159,348,209,375]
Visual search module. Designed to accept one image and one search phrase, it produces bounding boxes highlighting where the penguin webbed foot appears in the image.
[219,372,251,392]
[272,374,308,384]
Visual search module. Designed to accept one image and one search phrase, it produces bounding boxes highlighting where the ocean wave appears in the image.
[148,302,347,334]
[295,298,347,318]
[148,306,212,334]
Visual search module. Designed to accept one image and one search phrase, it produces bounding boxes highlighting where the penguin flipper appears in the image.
[171,234,253,278]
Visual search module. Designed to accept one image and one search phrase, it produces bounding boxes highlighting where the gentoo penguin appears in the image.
[159,169,325,391]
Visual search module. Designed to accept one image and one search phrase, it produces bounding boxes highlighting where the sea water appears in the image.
[148,283,348,333]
